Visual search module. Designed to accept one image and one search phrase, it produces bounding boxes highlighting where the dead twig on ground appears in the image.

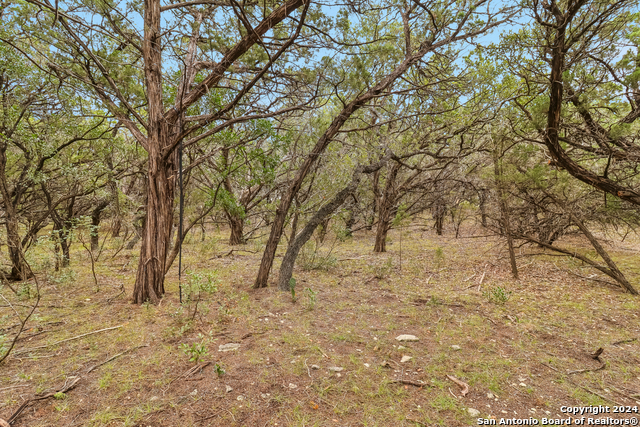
[446,375,469,396]
[391,379,428,388]
[13,324,124,355]
[165,362,211,391]
[540,361,625,405]
[105,289,125,304]
[567,360,606,375]
[612,338,637,346]
[215,249,258,258]
[5,376,81,425]
[479,270,486,285]
[86,344,149,374]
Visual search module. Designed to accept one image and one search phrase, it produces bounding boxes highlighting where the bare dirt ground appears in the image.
[1,224,639,426]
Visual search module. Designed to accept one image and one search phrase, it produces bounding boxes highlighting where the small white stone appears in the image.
[237,395,244,401]
[400,356,413,363]
[468,408,481,417]
[150,396,159,401]
[328,367,344,372]
[487,393,494,399]
[451,345,461,350]
[289,383,298,389]
[398,345,407,350]
[396,335,419,342]
[364,363,370,368]
[519,383,527,387]
[225,385,233,393]
[311,364,320,370]
[190,389,197,396]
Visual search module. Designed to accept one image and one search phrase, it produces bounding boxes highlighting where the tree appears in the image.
[520,0,640,204]
[254,0,517,287]
[0,25,115,278]
[14,0,314,302]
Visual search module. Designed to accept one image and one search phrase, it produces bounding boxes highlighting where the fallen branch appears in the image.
[567,360,606,375]
[391,379,428,388]
[446,375,469,396]
[86,344,149,374]
[5,376,81,425]
[216,249,258,258]
[165,362,211,390]
[105,289,125,304]
[479,271,486,285]
[612,338,637,346]
[0,257,41,365]
[539,361,624,406]
[13,324,124,355]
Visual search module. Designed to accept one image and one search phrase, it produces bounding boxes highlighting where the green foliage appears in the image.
[289,278,297,302]
[299,242,337,271]
[179,333,211,363]
[433,247,445,269]
[214,363,226,377]
[483,286,512,304]
[304,287,318,310]
[392,203,410,227]
[53,392,67,400]
[183,271,219,304]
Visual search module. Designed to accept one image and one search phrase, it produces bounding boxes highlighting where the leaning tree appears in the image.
[253,0,518,287]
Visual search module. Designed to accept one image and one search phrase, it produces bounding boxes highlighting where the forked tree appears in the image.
[14,0,313,302]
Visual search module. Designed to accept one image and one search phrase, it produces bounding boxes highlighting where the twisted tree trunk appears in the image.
[278,159,389,290]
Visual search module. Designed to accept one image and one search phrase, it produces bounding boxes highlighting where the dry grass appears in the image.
[1,224,639,426]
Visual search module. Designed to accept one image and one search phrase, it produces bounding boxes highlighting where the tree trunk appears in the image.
[132,0,177,304]
[433,200,445,236]
[126,212,145,250]
[278,161,387,290]
[5,207,27,279]
[542,4,640,206]
[493,146,518,280]
[374,162,400,252]
[132,149,176,304]
[106,157,121,237]
[479,189,488,227]
[52,223,71,269]
[91,200,110,252]
[317,217,330,244]
[0,147,29,280]
[344,195,356,236]
[227,214,245,245]
[569,213,637,295]
[254,36,452,288]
